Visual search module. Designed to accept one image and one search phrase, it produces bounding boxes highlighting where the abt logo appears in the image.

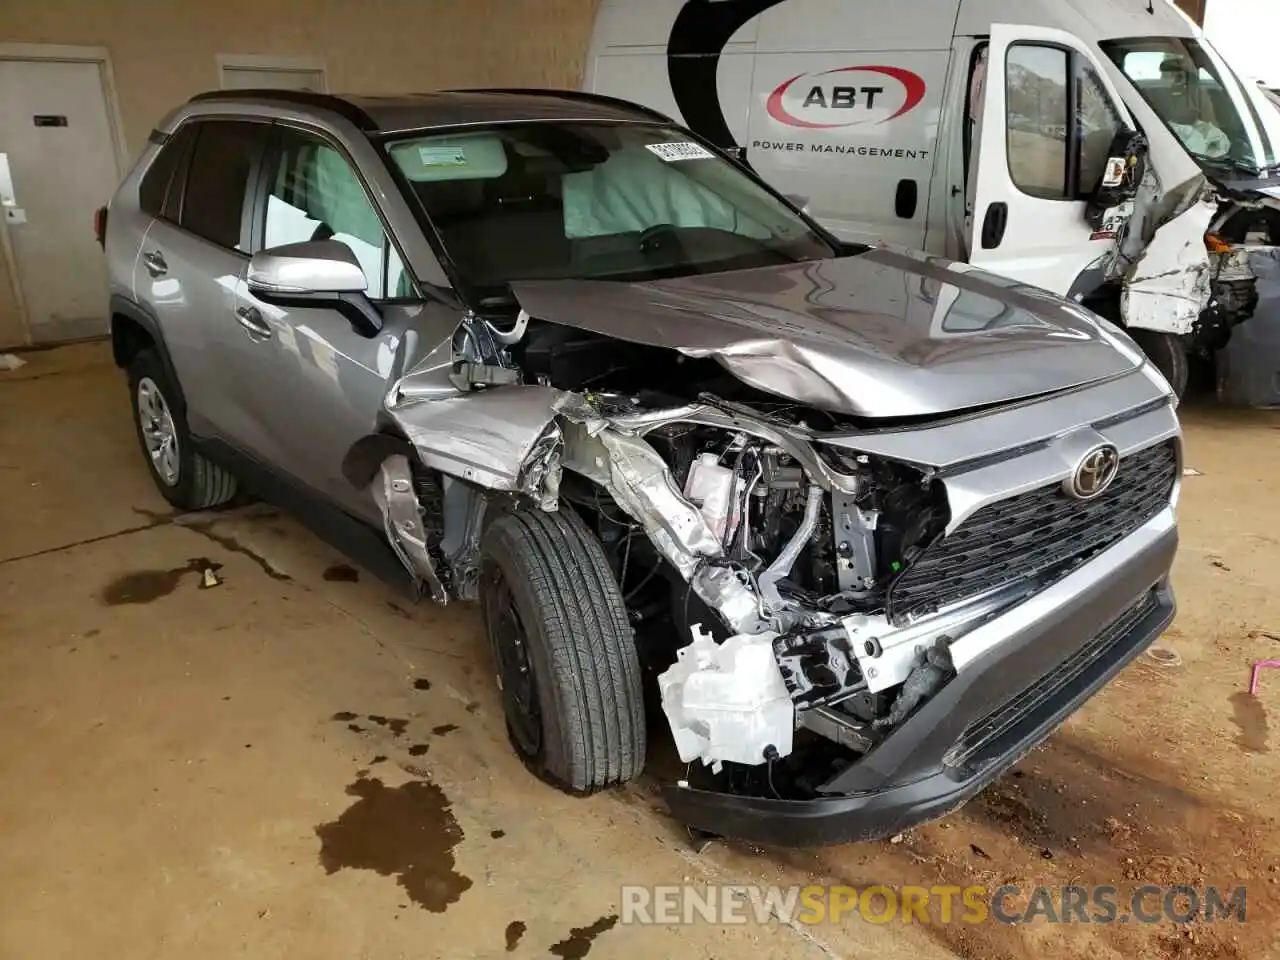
[766,65,927,129]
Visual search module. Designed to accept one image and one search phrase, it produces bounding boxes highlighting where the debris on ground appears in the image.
[200,567,223,590]
[1145,646,1183,668]
[0,354,27,372]
[1249,659,1280,695]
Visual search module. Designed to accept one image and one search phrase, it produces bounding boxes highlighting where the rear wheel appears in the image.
[127,348,237,510]
[479,508,645,793]
[1131,329,1189,399]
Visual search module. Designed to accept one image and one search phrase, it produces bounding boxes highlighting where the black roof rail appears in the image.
[446,87,674,124]
[186,89,378,131]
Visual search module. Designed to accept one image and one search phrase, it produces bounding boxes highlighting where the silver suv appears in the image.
[103,89,1181,845]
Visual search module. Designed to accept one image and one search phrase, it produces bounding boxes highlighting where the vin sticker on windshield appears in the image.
[645,141,715,162]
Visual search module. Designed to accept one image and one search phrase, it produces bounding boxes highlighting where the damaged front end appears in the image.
[552,386,1176,846]
[1119,170,1280,351]
[358,291,1179,846]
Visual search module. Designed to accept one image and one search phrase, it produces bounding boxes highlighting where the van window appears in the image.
[1077,67,1126,196]
[1102,37,1277,172]
[262,129,403,298]
[1006,45,1070,199]
[1005,45,1125,201]
[180,121,264,250]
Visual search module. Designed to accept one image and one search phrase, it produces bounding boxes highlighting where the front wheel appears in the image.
[1131,329,1189,399]
[479,508,646,793]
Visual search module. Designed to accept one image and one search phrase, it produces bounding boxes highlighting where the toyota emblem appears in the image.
[1066,444,1121,500]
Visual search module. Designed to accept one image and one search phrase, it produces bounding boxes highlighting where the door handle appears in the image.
[980,202,1008,250]
[142,250,168,277]
[895,179,919,220]
[235,305,272,339]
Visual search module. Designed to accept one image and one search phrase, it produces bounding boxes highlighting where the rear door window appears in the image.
[179,120,265,250]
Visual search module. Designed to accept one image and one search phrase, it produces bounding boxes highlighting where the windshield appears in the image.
[1102,36,1279,174]
[383,122,838,295]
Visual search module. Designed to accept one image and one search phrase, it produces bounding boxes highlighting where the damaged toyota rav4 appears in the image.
[104,89,1181,846]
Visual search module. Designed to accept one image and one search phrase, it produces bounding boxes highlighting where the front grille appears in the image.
[887,440,1177,624]
[943,589,1161,773]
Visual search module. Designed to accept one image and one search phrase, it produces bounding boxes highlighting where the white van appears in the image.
[585,0,1280,395]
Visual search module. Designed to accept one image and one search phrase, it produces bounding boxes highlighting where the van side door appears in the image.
[967,24,1138,299]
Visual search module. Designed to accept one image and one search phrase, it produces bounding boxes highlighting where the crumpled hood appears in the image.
[511,246,1144,419]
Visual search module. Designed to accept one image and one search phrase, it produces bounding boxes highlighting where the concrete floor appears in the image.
[1,343,1278,960]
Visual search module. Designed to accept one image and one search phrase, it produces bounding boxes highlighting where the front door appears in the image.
[967,24,1138,298]
[0,56,122,345]
[229,126,411,521]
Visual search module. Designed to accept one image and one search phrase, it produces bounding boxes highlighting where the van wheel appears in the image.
[127,348,237,510]
[1131,330,1189,399]
[479,508,645,793]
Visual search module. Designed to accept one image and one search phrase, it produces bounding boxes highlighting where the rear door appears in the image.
[134,118,267,442]
[967,24,1137,297]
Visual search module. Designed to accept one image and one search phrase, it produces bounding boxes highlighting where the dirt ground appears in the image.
[1,341,1278,960]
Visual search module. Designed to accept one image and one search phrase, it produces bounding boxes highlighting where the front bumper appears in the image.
[665,509,1178,847]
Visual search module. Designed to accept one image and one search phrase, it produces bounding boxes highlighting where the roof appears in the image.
[186,88,671,133]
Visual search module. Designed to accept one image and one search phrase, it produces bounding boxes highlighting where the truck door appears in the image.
[968,24,1139,298]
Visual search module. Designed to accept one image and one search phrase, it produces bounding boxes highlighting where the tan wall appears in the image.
[0,0,601,347]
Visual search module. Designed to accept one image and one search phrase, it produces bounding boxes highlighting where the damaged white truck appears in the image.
[587,0,1280,397]
[106,89,1181,846]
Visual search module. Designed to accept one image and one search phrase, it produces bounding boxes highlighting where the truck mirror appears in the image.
[1085,131,1149,232]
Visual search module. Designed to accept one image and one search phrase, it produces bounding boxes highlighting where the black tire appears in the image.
[126,348,237,510]
[479,508,645,793]
[1131,329,1189,399]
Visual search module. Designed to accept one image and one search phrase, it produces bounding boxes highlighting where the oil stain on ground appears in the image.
[549,914,618,959]
[367,715,409,737]
[504,920,526,952]
[315,776,472,912]
[323,563,360,583]
[1230,691,1269,753]
[181,520,292,581]
[100,558,223,605]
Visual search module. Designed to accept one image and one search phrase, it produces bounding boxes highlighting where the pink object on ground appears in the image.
[1250,660,1280,696]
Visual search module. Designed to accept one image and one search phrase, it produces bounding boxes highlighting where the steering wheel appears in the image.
[638,222,681,254]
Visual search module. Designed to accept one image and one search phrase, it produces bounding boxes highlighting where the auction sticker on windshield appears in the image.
[646,141,715,162]
[418,145,469,166]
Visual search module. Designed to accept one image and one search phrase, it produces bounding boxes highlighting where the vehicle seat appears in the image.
[413,153,570,280]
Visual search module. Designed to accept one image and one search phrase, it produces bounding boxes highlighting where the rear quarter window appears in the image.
[139,124,196,218]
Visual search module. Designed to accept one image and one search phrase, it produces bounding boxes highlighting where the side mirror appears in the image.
[247,240,381,337]
[248,239,367,297]
[1085,130,1149,231]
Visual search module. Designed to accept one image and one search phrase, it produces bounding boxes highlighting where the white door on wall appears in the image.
[0,57,121,343]
[220,67,326,92]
